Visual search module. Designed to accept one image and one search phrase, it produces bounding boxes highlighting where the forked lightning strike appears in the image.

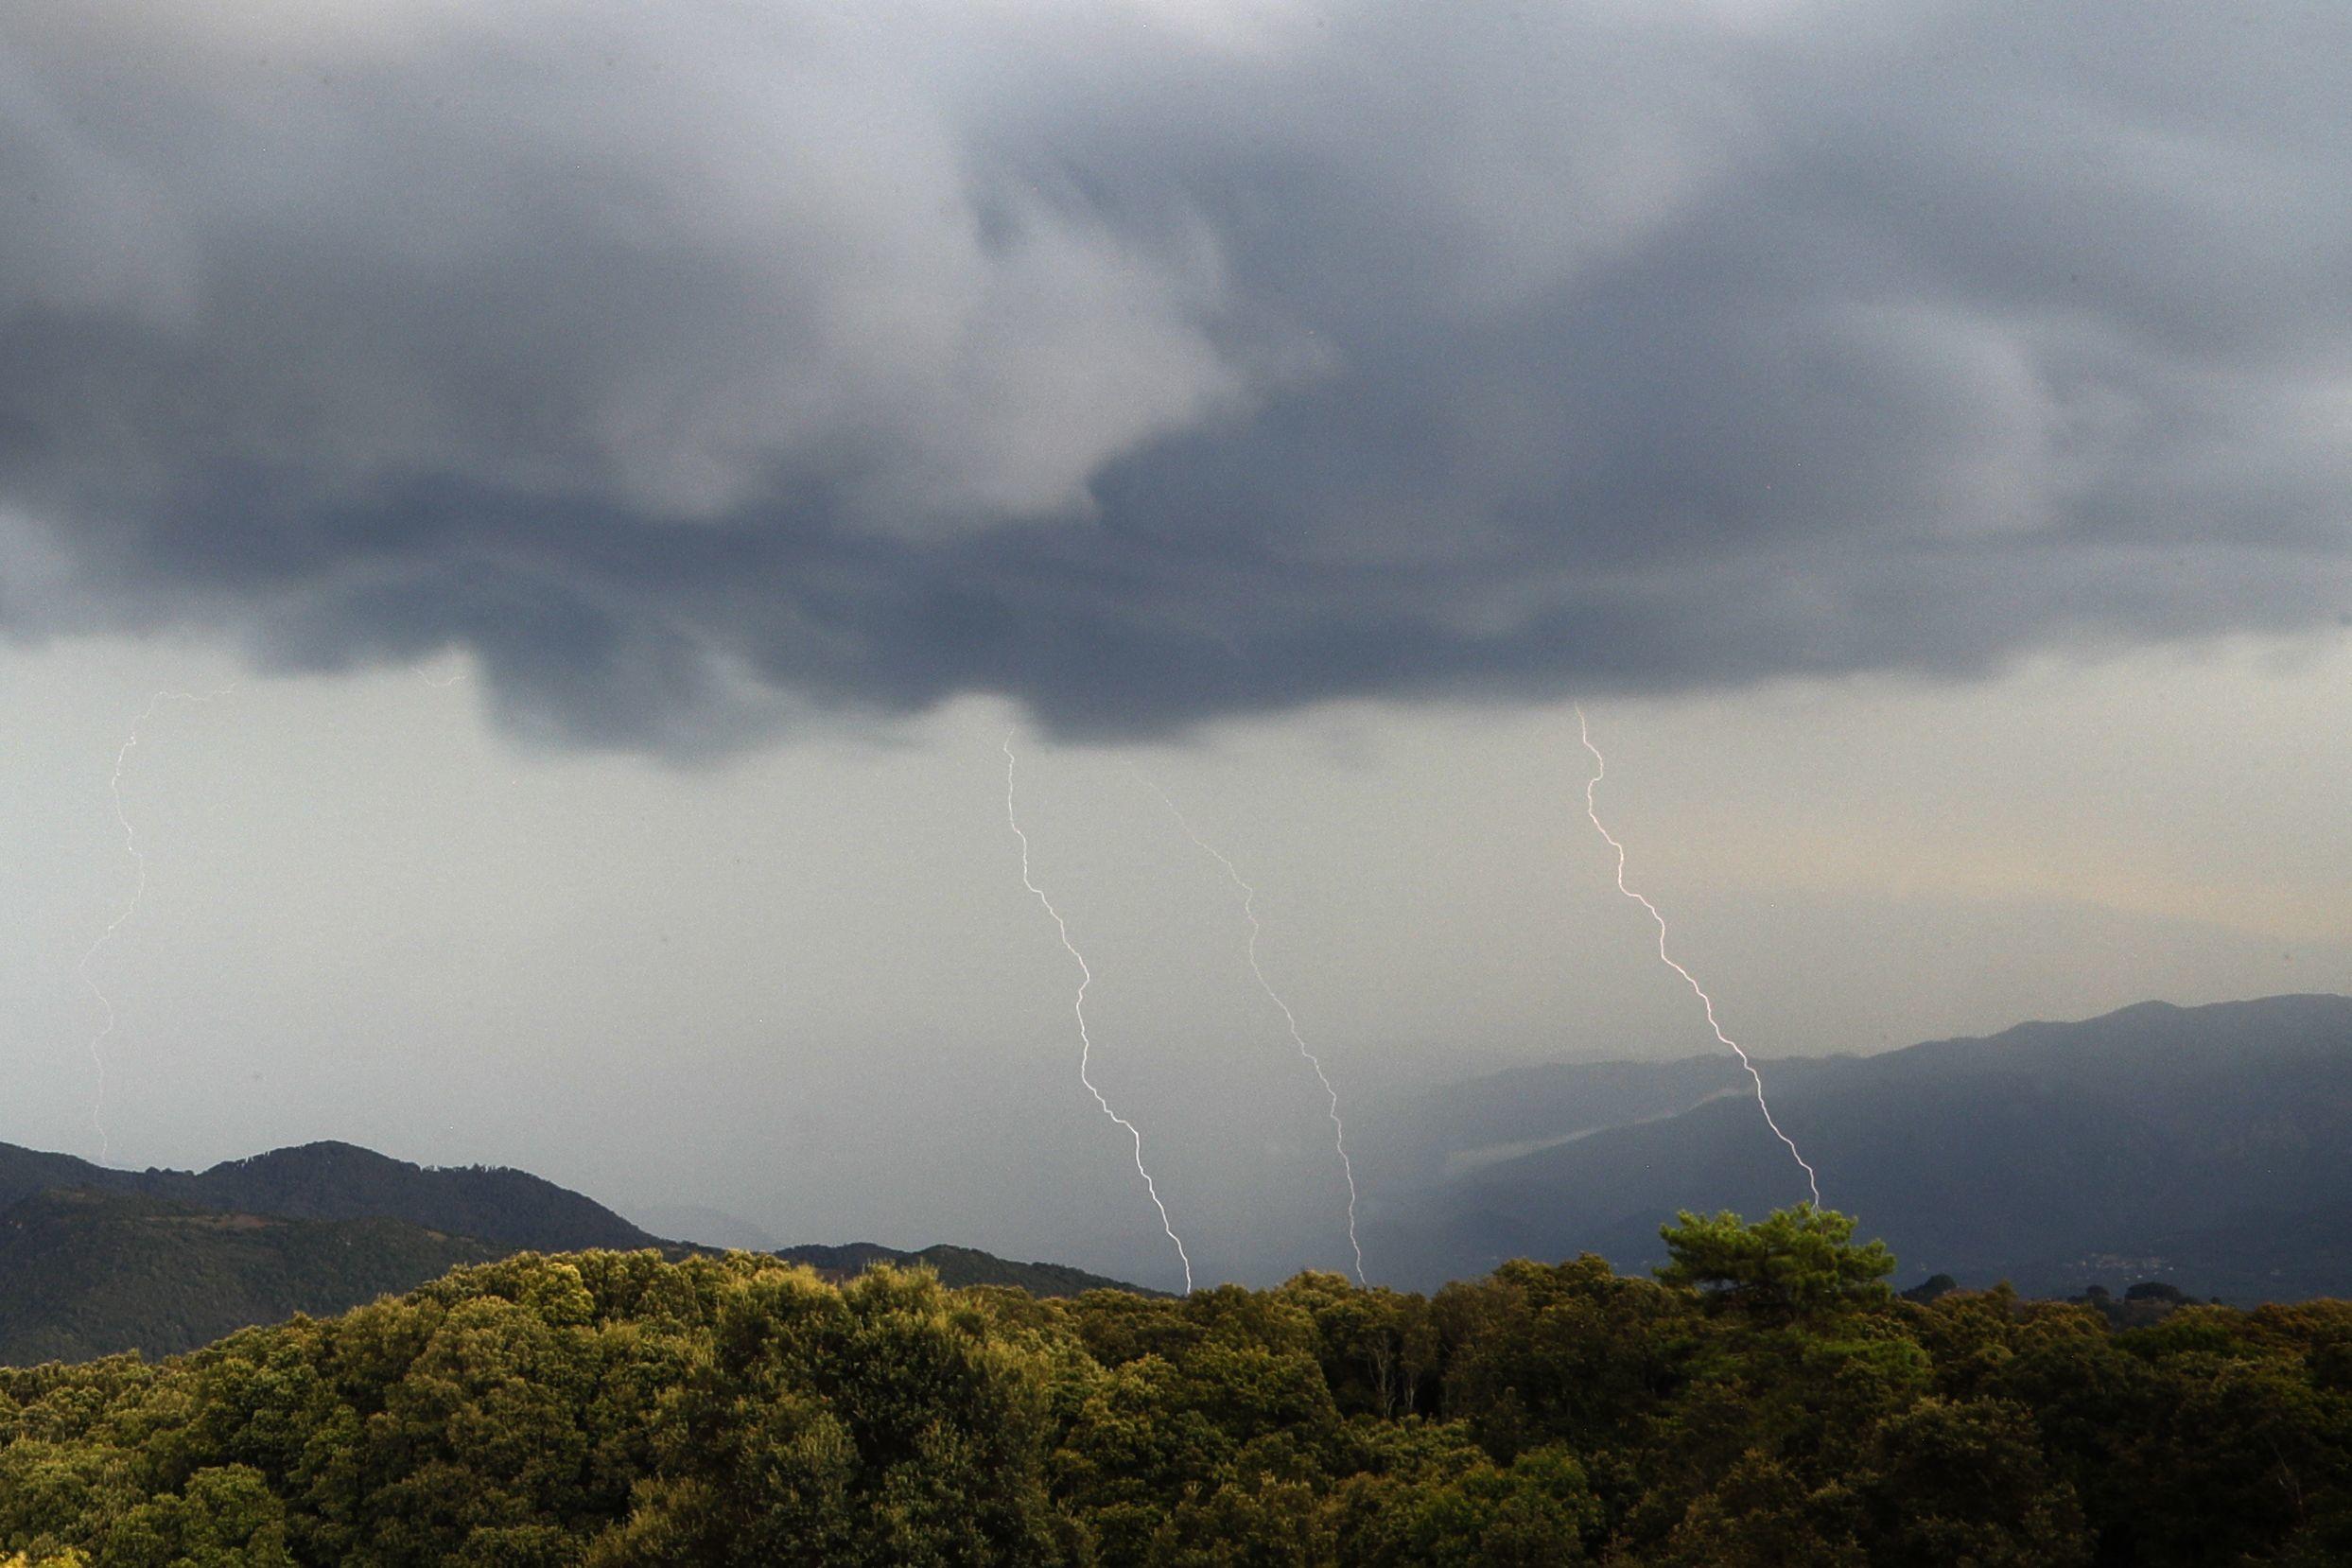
[1004,738,1194,1294]
[1576,706,1822,1206]
[78,688,234,1161]
[1135,770,1365,1284]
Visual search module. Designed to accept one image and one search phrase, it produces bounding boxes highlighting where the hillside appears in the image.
[774,1241,1163,1297]
[0,1140,659,1252]
[0,1188,497,1365]
[1371,994,2352,1298]
[0,1141,667,1365]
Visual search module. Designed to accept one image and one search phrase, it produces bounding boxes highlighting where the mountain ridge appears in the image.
[0,1138,660,1251]
[1377,993,2352,1296]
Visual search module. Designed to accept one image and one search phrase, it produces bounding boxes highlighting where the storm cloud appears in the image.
[5,0,2348,746]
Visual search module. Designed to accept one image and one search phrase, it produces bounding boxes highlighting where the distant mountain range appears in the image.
[1365,993,2352,1299]
[0,1141,1143,1365]
[10,993,2349,1365]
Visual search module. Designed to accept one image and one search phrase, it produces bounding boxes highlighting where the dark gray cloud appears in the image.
[4,0,2348,745]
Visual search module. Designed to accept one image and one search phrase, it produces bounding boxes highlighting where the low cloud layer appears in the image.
[5,1,2348,745]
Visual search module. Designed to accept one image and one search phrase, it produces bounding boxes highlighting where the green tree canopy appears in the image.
[1654,1205,1896,1322]
[5,1220,2349,1564]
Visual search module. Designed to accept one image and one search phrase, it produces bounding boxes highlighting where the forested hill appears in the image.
[774,1242,1162,1297]
[0,1141,658,1252]
[1369,993,2352,1298]
[0,1189,497,1367]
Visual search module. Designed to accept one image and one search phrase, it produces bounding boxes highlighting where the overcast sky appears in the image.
[4,2,2348,1289]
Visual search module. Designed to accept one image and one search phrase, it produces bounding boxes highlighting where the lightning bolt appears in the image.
[1576,706,1822,1207]
[78,687,235,1161]
[1133,770,1365,1284]
[1003,737,1194,1294]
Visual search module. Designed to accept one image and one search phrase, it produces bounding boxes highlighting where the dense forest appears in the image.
[0,1190,500,1368]
[2,1207,2346,1565]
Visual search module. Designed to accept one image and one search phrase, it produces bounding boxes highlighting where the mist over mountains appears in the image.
[5,993,2347,1366]
[1364,994,2352,1298]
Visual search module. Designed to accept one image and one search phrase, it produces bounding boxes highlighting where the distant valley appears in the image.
[1360,993,2352,1299]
